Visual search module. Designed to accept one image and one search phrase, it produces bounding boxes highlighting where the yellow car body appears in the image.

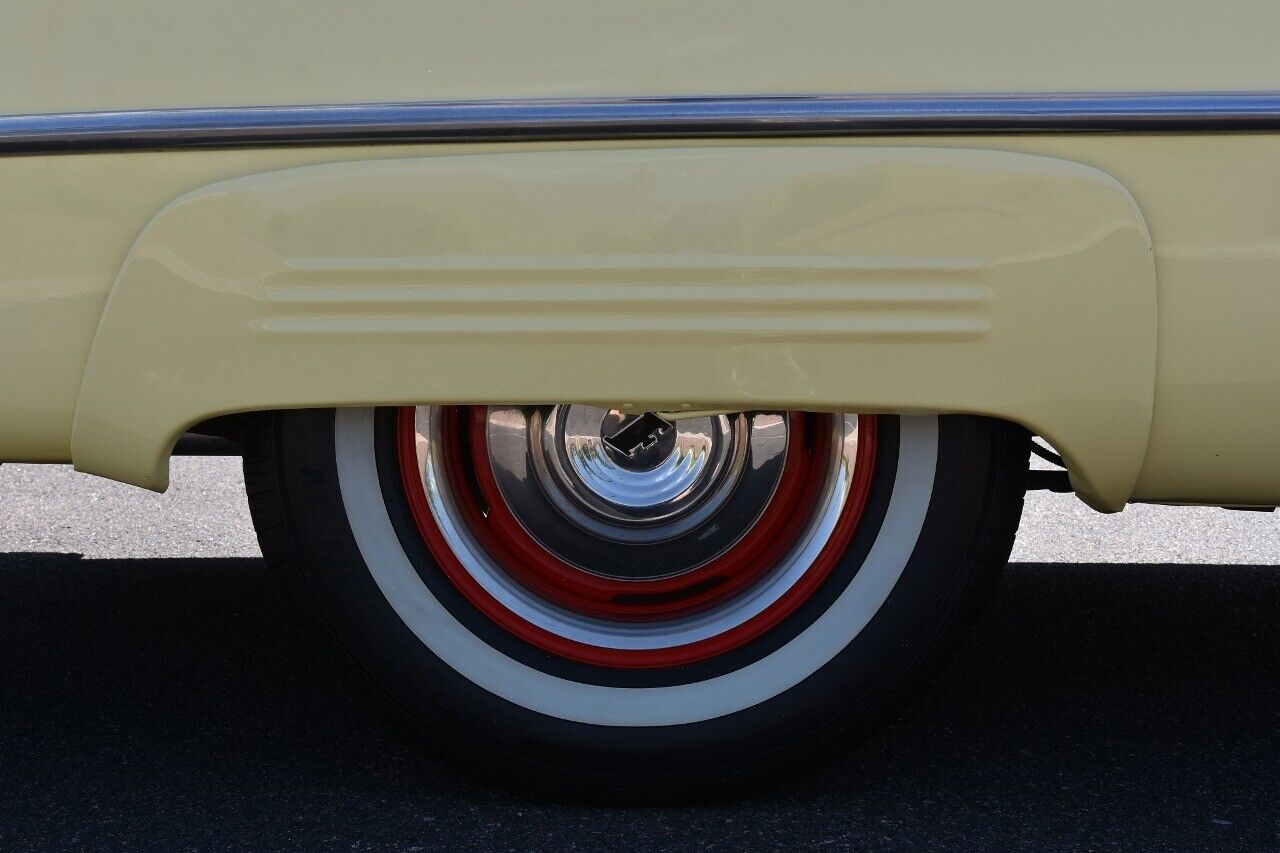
[3,2,1280,512]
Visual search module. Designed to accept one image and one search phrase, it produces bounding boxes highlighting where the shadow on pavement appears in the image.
[2,552,1278,850]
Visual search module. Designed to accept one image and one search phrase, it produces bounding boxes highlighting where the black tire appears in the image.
[244,407,1027,793]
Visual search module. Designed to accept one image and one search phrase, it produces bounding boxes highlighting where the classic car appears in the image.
[3,2,1279,791]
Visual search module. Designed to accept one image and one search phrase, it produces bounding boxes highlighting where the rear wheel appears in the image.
[245,406,1027,791]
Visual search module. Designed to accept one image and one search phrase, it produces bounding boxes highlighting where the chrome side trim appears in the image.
[3,92,1280,153]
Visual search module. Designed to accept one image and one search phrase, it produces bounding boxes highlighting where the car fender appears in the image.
[71,144,1156,510]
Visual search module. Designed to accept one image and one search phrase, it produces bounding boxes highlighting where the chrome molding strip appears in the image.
[4,92,1280,153]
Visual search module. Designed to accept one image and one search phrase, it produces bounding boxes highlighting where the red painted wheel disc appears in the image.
[397,406,877,669]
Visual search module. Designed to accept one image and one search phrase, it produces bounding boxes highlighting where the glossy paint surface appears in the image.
[4,134,1280,507]
[5,2,1280,114]
[3,3,1280,509]
[68,146,1155,509]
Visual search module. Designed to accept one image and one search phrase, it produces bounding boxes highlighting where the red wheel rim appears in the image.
[397,406,877,669]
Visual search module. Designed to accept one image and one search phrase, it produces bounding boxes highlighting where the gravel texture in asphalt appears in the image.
[2,458,1279,850]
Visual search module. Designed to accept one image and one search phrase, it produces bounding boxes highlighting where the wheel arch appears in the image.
[70,144,1156,510]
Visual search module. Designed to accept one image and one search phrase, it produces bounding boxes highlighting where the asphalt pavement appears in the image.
[2,458,1279,850]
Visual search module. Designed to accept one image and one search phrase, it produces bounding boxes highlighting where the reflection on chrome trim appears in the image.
[4,91,1280,153]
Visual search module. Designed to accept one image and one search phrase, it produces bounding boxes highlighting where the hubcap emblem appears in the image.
[602,412,675,460]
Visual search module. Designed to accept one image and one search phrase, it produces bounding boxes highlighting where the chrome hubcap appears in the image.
[541,406,740,524]
[486,405,788,578]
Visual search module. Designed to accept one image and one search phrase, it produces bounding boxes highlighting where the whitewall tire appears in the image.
[245,406,1028,791]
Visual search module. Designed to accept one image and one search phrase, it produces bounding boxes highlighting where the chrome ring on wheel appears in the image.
[397,405,876,668]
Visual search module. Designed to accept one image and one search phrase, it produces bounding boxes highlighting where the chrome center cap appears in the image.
[554,405,721,514]
[481,405,792,577]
